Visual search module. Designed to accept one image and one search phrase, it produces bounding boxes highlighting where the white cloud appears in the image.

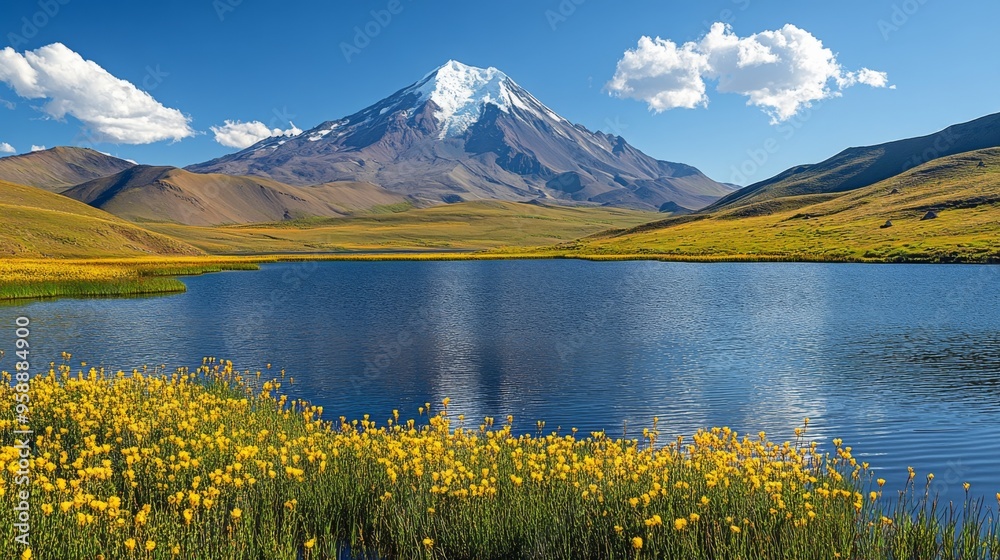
[842,67,894,89]
[608,23,892,123]
[0,43,194,144]
[605,36,709,112]
[210,120,303,149]
[30,145,46,152]
[0,142,14,153]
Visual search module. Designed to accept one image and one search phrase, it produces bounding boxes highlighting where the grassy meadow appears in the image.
[0,180,201,260]
[142,201,658,254]
[0,199,658,300]
[546,150,1000,263]
[1,360,998,559]
[4,150,1000,301]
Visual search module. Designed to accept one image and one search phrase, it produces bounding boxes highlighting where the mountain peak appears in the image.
[412,60,516,138]
[433,59,500,74]
[189,61,733,211]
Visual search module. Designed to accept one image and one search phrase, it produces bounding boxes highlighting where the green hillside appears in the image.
[0,179,201,258]
[544,149,1000,263]
[707,112,1000,212]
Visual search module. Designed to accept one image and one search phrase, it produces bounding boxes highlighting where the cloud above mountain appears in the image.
[608,23,892,123]
[0,43,194,144]
[0,142,14,153]
[210,120,303,149]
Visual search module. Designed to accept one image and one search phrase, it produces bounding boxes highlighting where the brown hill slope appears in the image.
[63,166,409,226]
[0,147,135,192]
[0,179,201,258]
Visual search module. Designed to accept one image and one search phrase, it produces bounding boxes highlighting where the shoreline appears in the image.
[2,251,997,302]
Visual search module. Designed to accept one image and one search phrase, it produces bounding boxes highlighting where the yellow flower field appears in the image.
[1,359,998,559]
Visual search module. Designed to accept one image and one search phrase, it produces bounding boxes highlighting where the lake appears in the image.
[4,260,1000,506]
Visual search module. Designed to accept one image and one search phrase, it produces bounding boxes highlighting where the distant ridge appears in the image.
[0,147,135,192]
[707,112,1000,212]
[63,166,409,226]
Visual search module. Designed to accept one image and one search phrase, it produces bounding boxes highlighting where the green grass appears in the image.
[0,258,262,301]
[0,277,186,300]
[0,180,202,259]
[546,149,1000,263]
[366,201,416,214]
[143,201,660,254]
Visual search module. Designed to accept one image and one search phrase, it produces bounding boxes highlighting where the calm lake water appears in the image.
[4,260,1000,505]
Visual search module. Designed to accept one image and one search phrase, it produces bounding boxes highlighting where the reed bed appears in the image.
[0,258,262,300]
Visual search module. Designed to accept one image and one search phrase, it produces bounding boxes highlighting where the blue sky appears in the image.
[0,0,997,185]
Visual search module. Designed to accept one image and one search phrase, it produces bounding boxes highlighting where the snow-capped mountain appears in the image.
[188,61,733,210]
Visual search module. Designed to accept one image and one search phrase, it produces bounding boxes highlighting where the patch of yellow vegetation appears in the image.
[144,201,659,254]
[0,359,994,558]
[0,180,201,258]
[565,149,1000,263]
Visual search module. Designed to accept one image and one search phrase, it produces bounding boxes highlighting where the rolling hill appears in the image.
[707,112,1000,212]
[0,179,201,258]
[0,147,135,192]
[63,166,410,226]
[555,148,1000,263]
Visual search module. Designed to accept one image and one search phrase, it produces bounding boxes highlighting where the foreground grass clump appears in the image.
[0,258,261,300]
[2,361,999,559]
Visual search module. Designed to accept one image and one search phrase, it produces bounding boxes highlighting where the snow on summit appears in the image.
[412,60,519,138]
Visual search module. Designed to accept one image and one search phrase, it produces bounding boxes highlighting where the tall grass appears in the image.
[1,360,998,559]
[0,258,261,301]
